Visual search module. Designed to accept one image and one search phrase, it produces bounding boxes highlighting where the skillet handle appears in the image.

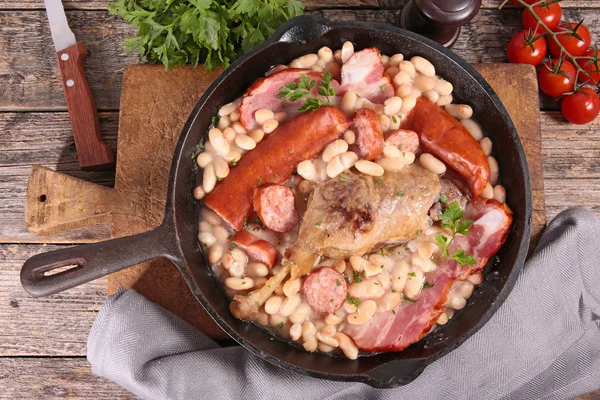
[20,217,182,297]
[272,15,331,44]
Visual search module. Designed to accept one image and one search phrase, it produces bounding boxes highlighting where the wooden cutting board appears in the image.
[25,63,545,339]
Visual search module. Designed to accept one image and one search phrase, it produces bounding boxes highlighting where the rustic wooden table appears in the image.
[1,0,599,398]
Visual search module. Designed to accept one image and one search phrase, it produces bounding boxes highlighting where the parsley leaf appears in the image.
[346,294,360,308]
[452,249,476,266]
[278,72,336,112]
[352,270,363,283]
[435,200,477,266]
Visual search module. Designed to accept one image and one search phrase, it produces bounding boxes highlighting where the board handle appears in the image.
[57,41,115,171]
[20,215,182,297]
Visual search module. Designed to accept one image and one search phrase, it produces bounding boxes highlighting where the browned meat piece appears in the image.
[286,165,441,278]
[430,179,470,221]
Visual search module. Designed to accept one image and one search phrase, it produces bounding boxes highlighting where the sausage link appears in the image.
[231,230,278,268]
[348,108,384,161]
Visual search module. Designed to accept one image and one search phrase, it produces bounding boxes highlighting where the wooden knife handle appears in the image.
[56,41,115,171]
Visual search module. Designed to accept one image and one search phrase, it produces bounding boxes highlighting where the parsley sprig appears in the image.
[277,72,336,112]
[434,201,477,266]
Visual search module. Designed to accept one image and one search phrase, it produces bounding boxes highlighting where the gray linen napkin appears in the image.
[88,208,600,400]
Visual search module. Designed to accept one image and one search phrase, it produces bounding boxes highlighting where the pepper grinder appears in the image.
[399,0,482,48]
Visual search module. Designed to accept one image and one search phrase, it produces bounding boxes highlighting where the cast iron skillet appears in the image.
[21,15,531,388]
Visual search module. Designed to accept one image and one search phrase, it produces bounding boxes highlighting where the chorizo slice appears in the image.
[253,184,298,233]
[349,108,384,160]
[402,97,490,197]
[384,129,419,153]
[302,267,348,315]
[231,230,277,268]
[203,106,349,230]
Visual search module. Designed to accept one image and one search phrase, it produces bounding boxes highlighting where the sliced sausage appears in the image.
[231,230,278,268]
[253,184,298,233]
[384,129,419,153]
[302,267,348,315]
[349,108,384,160]
[203,106,350,230]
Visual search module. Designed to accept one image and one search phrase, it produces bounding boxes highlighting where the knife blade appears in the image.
[45,0,115,171]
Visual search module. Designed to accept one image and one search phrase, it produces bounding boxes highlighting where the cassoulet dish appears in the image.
[193,42,512,359]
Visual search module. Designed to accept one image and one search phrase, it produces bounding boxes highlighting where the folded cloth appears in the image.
[88,208,600,400]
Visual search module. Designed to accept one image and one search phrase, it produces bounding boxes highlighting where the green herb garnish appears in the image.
[434,201,477,266]
[277,72,336,112]
[423,282,435,289]
[352,270,363,283]
[346,294,360,308]
[380,84,386,93]
[315,221,321,227]
[403,295,417,303]
[397,191,405,197]
[335,279,341,287]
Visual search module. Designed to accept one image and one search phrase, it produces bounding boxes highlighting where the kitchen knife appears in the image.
[45,0,115,171]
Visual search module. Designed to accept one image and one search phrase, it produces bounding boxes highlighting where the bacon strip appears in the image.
[402,97,490,197]
[239,69,340,130]
[344,199,513,352]
[338,48,394,104]
[203,106,350,230]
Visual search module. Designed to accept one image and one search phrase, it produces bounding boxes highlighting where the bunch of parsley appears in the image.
[108,0,304,71]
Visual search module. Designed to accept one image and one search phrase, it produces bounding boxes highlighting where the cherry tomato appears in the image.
[538,58,576,98]
[507,30,547,66]
[522,3,561,33]
[561,88,600,124]
[577,49,600,85]
[548,22,592,57]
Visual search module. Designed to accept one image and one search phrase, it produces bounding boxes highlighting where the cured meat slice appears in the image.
[339,48,394,103]
[344,199,512,352]
[231,230,278,268]
[384,129,420,153]
[302,267,348,315]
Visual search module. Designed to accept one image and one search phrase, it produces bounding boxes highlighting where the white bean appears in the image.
[303,338,318,352]
[494,185,506,203]
[229,110,240,122]
[423,89,440,103]
[411,56,435,77]
[411,253,436,273]
[468,273,484,285]
[256,311,269,325]
[222,127,236,143]
[419,153,446,175]
[437,312,449,325]
[283,278,301,298]
[213,225,229,243]
[400,151,416,165]
[343,129,356,145]
[198,232,216,247]
[393,71,411,87]
[343,301,357,314]
[488,156,499,185]
[381,54,391,68]
[297,160,318,181]
[265,295,283,315]
[193,186,205,200]
[269,314,286,327]
[334,49,343,64]
[384,96,403,116]
[213,157,229,180]
[347,300,377,325]
[318,46,333,63]
[392,261,409,292]
[326,155,346,178]
[383,145,403,158]
[398,60,416,76]
[367,253,394,270]
[386,66,399,80]
[404,269,424,299]
[340,91,357,115]
[288,303,310,324]
[379,114,391,132]
[217,115,230,130]
[349,256,370,272]
[379,291,401,312]
[348,278,385,299]
[232,121,247,134]
[235,134,256,151]
[446,104,473,120]
[208,245,223,264]
[413,74,435,92]
[320,324,337,337]
[290,53,318,69]
[279,294,301,317]
[225,277,254,291]
[437,94,453,106]
[459,119,482,141]
[262,119,279,134]
[389,114,402,130]
[434,78,453,96]
[459,281,475,299]
[479,137,493,156]
[376,157,405,172]
[249,128,265,143]
[417,242,438,259]
[400,94,418,113]
[224,151,242,164]
[446,291,467,310]
[481,182,494,199]
[322,139,348,162]
[290,323,302,341]
[339,151,359,169]
[202,210,221,225]
[341,41,355,63]
[390,53,404,66]
[218,99,241,116]
[208,128,230,157]
[302,321,317,339]
[203,163,217,193]
[254,109,274,125]
[355,160,384,176]
[335,332,358,360]
[199,221,212,232]
[325,312,345,325]
[316,332,339,348]
[246,262,269,278]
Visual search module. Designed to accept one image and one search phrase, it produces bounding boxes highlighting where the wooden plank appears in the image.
[0,112,116,243]
[0,244,105,356]
[3,8,600,111]
[0,357,134,399]
[379,0,600,8]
